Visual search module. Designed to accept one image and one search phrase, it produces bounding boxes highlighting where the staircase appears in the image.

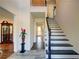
[46,18,79,59]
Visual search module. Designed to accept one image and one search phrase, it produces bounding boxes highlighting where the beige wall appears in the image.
[47,4,56,18]
[30,16,34,49]
[56,0,79,52]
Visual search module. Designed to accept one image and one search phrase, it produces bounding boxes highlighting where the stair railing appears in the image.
[45,17,51,59]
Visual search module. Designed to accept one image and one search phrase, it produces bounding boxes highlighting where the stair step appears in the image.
[51,31,64,33]
[46,54,79,58]
[51,36,66,39]
[50,27,61,29]
[51,33,65,35]
[51,39,69,41]
[49,24,60,28]
[50,28,61,30]
[51,41,69,44]
[46,47,73,50]
[50,26,59,27]
[51,44,73,47]
[47,50,79,55]
[49,25,59,26]
[50,35,66,36]
[51,47,73,50]
[51,30,63,32]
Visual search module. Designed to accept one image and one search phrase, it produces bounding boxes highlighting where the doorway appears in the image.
[36,23,44,49]
[31,12,45,50]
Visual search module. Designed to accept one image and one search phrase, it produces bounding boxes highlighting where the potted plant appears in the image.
[20,28,27,53]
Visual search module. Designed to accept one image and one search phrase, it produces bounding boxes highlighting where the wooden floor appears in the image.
[0,44,13,59]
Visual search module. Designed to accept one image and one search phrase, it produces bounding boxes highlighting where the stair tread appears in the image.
[50,29,62,30]
[51,39,69,41]
[50,35,66,36]
[51,44,73,47]
[50,31,64,33]
[47,50,79,55]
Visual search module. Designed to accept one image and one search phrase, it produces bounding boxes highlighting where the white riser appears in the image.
[51,33,65,35]
[49,25,58,26]
[50,28,61,29]
[46,47,73,50]
[51,36,66,39]
[51,41,69,44]
[51,30,63,32]
[46,55,79,58]
[49,25,60,28]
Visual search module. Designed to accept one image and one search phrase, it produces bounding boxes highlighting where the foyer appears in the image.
[0,0,79,59]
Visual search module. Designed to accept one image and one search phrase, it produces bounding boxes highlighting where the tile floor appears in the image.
[7,50,45,59]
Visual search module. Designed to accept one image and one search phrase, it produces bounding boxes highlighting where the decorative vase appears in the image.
[20,28,26,53]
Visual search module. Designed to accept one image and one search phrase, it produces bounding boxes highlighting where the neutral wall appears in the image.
[30,6,47,12]
[47,4,54,18]
[56,0,79,52]
[11,0,32,52]
[14,12,31,52]
[30,16,34,49]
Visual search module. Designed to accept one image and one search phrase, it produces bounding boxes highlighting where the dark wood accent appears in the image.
[1,21,13,44]
[32,0,46,6]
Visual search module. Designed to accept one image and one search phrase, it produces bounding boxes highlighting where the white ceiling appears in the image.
[0,0,56,15]
[0,0,28,8]
[0,0,28,14]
